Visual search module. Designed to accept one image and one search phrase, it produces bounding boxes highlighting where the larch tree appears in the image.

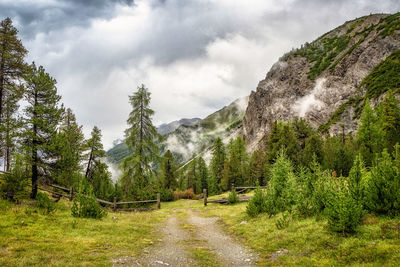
[0,18,27,170]
[23,63,63,199]
[120,84,160,199]
[85,126,106,180]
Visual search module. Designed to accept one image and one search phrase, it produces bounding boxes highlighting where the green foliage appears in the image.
[378,91,400,153]
[292,35,350,80]
[71,178,107,219]
[36,192,56,214]
[160,150,177,190]
[0,153,28,199]
[119,84,161,200]
[23,63,63,199]
[364,149,400,216]
[377,13,400,37]
[361,50,400,99]
[248,149,267,186]
[210,137,226,192]
[357,100,383,167]
[275,211,292,230]
[295,163,319,217]
[325,179,363,234]
[264,150,297,215]
[158,187,174,202]
[322,135,355,177]
[221,136,248,190]
[227,190,238,204]
[246,187,267,217]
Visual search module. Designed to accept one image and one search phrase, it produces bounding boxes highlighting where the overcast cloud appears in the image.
[1,0,399,149]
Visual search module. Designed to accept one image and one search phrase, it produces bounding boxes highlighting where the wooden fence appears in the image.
[0,171,160,210]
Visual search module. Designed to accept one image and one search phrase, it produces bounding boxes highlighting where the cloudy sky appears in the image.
[1,0,399,149]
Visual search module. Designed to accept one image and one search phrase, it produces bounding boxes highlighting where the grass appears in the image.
[0,197,168,266]
[200,199,400,266]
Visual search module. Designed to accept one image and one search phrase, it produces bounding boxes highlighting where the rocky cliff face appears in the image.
[243,13,400,150]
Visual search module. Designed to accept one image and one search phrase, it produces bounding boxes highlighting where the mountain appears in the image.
[157,118,201,135]
[243,13,400,150]
[106,96,248,164]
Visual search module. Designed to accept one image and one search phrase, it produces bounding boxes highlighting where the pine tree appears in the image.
[120,84,160,199]
[23,63,63,199]
[84,126,113,200]
[210,137,225,190]
[248,149,266,186]
[378,91,400,153]
[53,108,85,186]
[85,126,106,180]
[221,137,248,190]
[160,150,177,190]
[196,157,208,194]
[357,100,383,167]
[0,18,28,170]
[302,133,323,166]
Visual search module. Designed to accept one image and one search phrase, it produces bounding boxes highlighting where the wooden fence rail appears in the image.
[0,172,160,210]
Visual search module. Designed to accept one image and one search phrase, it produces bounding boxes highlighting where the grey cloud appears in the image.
[0,0,134,38]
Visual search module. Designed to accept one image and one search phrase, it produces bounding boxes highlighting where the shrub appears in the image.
[36,192,56,214]
[173,188,195,200]
[71,178,107,219]
[246,187,266,217]
[264,150,297,215]
[364,150,400,216]
[227,190,238,204]
[159,188,174,202]
[1,154,28,200]
[325,179,363,234]
[275,211,292,230]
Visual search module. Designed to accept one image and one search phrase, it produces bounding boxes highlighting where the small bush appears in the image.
[36,192,56,214]
[227,190,238,204]
[71,178,107,219]
[246,187,266,217]
[275,211,292,230]
[325,179,363,234]
[173,188,195,200]
[159,188,174,202]
[1,154,28,200]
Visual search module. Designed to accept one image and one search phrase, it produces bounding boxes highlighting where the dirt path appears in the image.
[186,210,257,267]
[112,206,258,266]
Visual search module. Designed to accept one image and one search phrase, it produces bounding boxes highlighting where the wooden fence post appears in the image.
[203,189,207,206]
[69,186,74,201]
[157,193,161,209]
[231,183,235,192]
[113,197,117,211]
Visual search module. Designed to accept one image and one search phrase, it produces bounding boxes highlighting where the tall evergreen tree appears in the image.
[248,149,266,186]
[378,90,400,153]
[210,137,225,191]
[0,18,27,170]
[357,100,383,167]
[119,84,160,199]
[221,137,248,190]
[160,150,177,190]
[195,157,208,194]
[53,108,85,186]
[23,63,63,199]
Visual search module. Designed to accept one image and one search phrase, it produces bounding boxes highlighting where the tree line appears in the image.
[0,18,114,201]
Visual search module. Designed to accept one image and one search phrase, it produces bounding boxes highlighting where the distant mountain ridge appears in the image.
[157,118,201,135]
[107,96,249,164]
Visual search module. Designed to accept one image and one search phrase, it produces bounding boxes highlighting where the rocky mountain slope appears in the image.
[107,96,248,164]
[243,13,400,150]
[157,118,201,135]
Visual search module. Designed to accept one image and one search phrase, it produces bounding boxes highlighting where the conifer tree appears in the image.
[196,157,208,194]
[53,108,85,186]
[23,63,63,199]
[120,84,160,199]
[248,149,266,186]
[0,18,28,170]
[357,100,382,167]
[210,137,225,190]
[84,126,113,200]
[160,150,177,190]
[221,137,248,190]
[378,91,400,153]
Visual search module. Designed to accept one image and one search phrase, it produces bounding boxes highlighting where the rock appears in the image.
[243,14,400,151]
[239,221,248,225]
[270,249,290,261]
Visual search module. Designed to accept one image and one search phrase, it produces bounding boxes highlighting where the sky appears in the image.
[1,0,399,149]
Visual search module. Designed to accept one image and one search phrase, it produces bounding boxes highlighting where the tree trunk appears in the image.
[30,147,38,199]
